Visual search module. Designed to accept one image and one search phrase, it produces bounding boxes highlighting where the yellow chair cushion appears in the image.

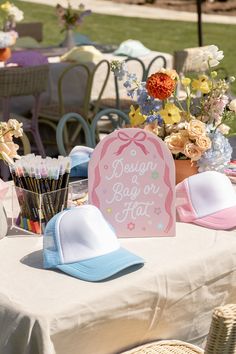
[60,45,103,64]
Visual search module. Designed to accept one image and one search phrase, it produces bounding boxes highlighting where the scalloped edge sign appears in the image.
[88,128,176,237]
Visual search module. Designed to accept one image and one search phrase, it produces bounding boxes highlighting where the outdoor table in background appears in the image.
[0,48,173,116]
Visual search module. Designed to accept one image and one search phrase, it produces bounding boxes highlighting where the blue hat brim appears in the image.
[56,247,144,282]
[70,154,90,169]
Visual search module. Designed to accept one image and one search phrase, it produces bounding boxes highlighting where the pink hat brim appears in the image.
[193,205,236,230]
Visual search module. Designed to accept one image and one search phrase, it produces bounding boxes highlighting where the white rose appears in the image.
[203,45,224,67]
[191,45,224,71]
[229,99,236,112]
[9,5,24,22]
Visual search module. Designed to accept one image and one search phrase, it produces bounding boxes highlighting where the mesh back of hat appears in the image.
[43,210,64,268]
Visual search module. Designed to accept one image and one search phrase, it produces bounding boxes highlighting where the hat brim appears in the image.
[70,155,90,169]
[56,247,144,282]
[193,205,236,230]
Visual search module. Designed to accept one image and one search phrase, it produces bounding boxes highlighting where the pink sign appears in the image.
[88,128,176,237]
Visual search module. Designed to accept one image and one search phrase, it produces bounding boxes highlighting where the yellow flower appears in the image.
[1,1,11,11]
[191,75,212,94]
[181,77,191,87]
[129,105,146,127]
[159,102,181,124]
[210,71,218,79]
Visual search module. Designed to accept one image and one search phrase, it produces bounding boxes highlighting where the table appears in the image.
[44,50,173,114]
[0,49,173,116]
[0,185,236,354]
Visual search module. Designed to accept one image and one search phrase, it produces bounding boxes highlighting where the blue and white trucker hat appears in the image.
[69,146,94,178]
[43,205,144,281]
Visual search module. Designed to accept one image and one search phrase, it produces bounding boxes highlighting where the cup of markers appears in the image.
[10,154,71,234]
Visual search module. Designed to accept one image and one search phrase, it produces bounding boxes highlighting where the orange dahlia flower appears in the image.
[146,72,176,100]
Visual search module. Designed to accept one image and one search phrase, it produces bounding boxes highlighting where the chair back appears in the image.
[114,57,145,111]
[173,46,211,75]
[0,65,49,97]
[15,22,43,42]
[119,304,236,354]
[90,108,130,147]
[56,112,93,156]
[56,109,130,154]
[0,64,49,166]
[0,64,49,121]
[144,55,167,79]
[57,60,110,122]
[205,304,236,354]
[91,59,111,117]
[114,55,167,110]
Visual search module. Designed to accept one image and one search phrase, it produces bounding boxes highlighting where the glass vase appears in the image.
[61,28,76,49]
[0,201,8,239]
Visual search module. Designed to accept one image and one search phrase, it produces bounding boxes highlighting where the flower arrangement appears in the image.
[0,29,17,48]
[56,1,91,32]
[0,119,23,165]
[0,1,24,31]
[111,45,236,172]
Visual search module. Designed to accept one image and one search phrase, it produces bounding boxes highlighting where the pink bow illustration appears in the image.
[115,131,149,155]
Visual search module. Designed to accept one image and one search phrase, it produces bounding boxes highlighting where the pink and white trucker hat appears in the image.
[176,171,236,230]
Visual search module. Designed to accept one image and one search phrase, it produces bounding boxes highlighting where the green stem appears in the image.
[214,122,223,132]
[173,92,185,112]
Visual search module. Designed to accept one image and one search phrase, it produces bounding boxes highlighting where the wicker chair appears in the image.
[0,64,49,156]
[120,304,236,354]
[38,60,110,153]
[0,65,49,180]
[15,22,43,43]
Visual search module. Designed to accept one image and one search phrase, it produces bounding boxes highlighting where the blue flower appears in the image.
[136,86,161,115]
[124,80,132,88]
[145,114,162,124]
[197,131,232,172]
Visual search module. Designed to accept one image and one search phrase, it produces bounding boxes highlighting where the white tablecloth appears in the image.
[0,50,173,116]
[0,185,236,354]
[47,50,173,107]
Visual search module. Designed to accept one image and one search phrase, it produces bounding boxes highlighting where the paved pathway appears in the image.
[24,0,236,24]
